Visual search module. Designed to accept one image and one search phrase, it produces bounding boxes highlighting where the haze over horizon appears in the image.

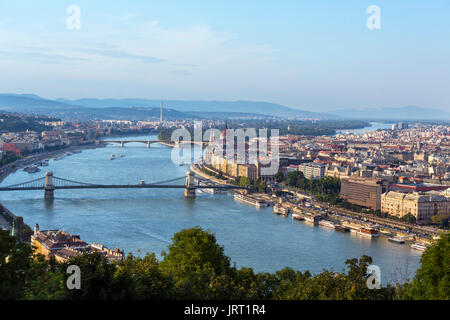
[1,1,449,112]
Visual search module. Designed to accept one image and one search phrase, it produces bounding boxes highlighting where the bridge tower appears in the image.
[184,171,195,199]
[44,171,55,199]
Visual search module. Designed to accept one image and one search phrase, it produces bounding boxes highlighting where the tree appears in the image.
[405,233,450,300]
[0,230,33,299]
[159,227,233,299]
[274,170,284,183]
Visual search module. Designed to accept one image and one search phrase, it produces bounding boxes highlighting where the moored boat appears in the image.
[304,214,321,224]
[273,204,290,216]
[411,242,428,251]
[292,213,305,221]
[358,227,380,238]
[335,225,350,233]
[318,220,336,229]
[388,237,405,244]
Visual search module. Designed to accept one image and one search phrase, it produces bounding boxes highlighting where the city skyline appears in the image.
[0,1,449,112]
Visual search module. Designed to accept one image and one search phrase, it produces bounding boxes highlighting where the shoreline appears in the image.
[189,162,439,244]
[0,141,106,184]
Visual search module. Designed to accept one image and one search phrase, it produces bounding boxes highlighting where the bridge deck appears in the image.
[0,184,245,191]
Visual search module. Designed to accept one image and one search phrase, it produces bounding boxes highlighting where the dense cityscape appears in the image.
[0,1,449,312]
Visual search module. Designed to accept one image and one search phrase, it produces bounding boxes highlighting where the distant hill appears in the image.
[328,106,450,120]
[0,94,330,119]
[0,94,186,120]
[57,98,331,119]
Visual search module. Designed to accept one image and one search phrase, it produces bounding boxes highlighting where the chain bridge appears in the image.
[0,171,246,199]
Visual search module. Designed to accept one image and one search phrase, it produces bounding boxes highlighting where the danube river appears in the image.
[0,135,421,284]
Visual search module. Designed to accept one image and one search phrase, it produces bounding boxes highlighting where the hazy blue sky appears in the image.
[0,1,449,112]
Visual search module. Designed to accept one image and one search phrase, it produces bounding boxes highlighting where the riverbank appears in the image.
[0,141,106,183]
[189,161,443,245]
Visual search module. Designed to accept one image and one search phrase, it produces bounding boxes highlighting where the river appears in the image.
[336,122,394,135]
[0,135,421,284]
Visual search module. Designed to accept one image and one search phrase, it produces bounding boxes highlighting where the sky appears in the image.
[0,0,449,112]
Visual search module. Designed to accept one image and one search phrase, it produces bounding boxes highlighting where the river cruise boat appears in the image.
[234,194,269,208]
[304,214,321,224]
[335,225,350,233]
[411,242,428,251]
[358,228,380,238]
[388,237,405,244]
[318,220,336,230]
[292,213,305,221]
[273,205,290,216]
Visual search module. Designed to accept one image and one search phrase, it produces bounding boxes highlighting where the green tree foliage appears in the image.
[405,233,450,300]
[283,171,340,204]
[0,230,33,299]
[0,227,448,300]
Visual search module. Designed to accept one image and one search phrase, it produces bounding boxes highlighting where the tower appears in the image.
[44,171,55,199]
[184,171,196,199]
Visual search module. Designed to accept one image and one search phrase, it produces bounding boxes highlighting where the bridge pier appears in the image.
[184,171,195,199]
[120,142,125,148]
[44,171,55,199]
[146,141,151,148]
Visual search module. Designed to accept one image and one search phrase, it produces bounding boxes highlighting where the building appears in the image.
[31,225,124,263]
[340,177,388,211]
[238,164,258,180]
[299,162,326,180]
[31,225,90,259]
[381,191,450,224]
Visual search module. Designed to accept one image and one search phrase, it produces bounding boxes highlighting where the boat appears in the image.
[234,193,269,208]
[24,166,40,173]
[304,214,321,224]
[318,220,336,229]
[292,213,305,221]
[120,154,124,158]
[273,205,290,216]
[110,154,116,160]
[40,160,49,167]
[388,237,405,244]
[411,242,428,251]
[358,228,380,238]
[335,225,350,233]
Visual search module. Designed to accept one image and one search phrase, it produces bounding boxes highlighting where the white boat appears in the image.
[234,193,268,208]
[110,154,116,160]
[388,237,405,244]
[304,214,321,224]
[411,242,428,251]
[273,205,290,216]
[318,220,336,229]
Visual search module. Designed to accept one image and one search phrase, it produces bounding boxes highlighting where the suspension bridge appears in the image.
[107,140,208,148]
[0,171,246,199]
